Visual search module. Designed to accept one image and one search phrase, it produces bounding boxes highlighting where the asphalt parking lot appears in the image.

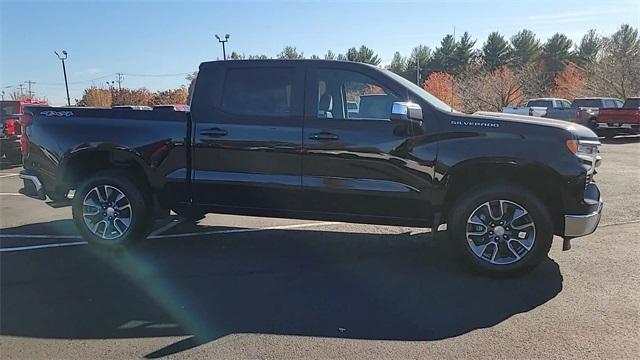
[1,137,639,359]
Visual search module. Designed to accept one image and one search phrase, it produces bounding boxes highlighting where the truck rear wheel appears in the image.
[72,170,154,248]
[448,184,553,276]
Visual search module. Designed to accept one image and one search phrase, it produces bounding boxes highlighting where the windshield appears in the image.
[383,69,454,112]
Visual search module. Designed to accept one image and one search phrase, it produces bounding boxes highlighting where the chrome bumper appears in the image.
[19,172,46,200]
[564,200,603,237]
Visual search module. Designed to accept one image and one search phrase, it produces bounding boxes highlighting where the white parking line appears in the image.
[0,241,87,252]
[0,193,23,196]
[0,173,19,179]
[0,221,340,252]
[148,218,184,237]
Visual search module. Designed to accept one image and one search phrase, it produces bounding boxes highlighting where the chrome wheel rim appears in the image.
[82,185,132,240]
[466,200,536,265]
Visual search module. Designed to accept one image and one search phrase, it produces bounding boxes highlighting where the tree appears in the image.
[482,32,511,71]
[457,66,524,113]
[574,29,602,67]
[423,72,458,107]
[345,45,381,65]
[111,88,152,106]
[151,87,189,105]
[247,54,269,60]
[428,34,458,74]
[386,52,408,78]
[324,50,337,60]
[407,45,432,83]
[77,86,112,107]
[541,33,573,74]
[509,29,541,68]
[309,54,321,60]
[452,32,476,73]
[550,62,586,99]
[8,90,29,101]
[585,24,640,98]
[516,61,552,99]
[277,46,304,59]
[229,51,244,60]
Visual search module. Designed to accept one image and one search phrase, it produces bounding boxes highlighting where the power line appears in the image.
[121,72,191,77]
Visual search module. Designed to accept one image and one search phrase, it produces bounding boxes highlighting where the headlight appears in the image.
[566,139,601,174]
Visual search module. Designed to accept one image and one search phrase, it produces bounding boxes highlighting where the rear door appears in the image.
[190,62,304,211]
[300,63,435,222]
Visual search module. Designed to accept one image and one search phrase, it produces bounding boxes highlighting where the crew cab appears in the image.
[20,60,603,276]
[595,97,640,137]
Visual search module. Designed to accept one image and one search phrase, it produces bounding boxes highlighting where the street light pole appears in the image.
[214,34,230,60]
[55,50,71,106]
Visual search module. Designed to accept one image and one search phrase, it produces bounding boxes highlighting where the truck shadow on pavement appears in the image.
[0,219,563,358]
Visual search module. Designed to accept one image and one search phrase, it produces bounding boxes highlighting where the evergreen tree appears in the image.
[428,34,458,74]
[452,32,476,73]
[574,29,602,66]
[509,29,541,68]
[541,33,573,73]
[482,32,511,71]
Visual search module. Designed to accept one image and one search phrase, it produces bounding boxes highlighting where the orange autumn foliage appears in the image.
[551,62,587,99]
[423,72,460,108]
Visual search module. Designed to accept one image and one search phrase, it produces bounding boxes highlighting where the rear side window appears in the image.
[221,67,294,117]
[571,99,601,108]
[623,99,640,108]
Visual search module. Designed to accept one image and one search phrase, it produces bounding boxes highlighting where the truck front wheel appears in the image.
[448,184,553,276]
[72,170,154,248]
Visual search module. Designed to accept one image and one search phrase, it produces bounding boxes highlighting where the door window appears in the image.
[604,99,617,108]
[316,69,399,120]
[221,67,294,117]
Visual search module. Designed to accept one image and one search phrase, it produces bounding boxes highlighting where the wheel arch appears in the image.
[441,160,566,234]
[60,147,154,191]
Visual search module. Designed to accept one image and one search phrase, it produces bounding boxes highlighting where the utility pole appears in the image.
[416,56,420,86]
[214,34,230,60]
[54,50,71,106]
[17,84,25,97]
[115,73,124,90]
[26,80,36,98]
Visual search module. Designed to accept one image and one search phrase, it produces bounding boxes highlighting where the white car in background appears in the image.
[502,98,571,117]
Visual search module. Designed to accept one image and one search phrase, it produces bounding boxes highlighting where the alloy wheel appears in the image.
[465,200,536,265]
[82,185,132,240]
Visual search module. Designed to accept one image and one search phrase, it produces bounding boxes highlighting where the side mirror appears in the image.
[390,102,423,123]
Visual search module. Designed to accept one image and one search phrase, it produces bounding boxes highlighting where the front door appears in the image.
[191,63,304,211]
[301,65,435,222]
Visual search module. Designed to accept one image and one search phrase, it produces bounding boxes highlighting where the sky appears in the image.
[1,0,639,105]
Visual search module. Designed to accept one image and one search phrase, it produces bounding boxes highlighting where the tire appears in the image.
[72,169,154,248]
[448,184,553,277]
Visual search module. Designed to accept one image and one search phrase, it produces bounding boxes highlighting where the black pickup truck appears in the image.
[20,60,603,276]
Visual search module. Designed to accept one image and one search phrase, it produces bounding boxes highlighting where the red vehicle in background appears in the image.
[596,97,640,138]
[1,99,48,163]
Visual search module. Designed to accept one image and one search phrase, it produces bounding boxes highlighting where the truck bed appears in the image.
[22,106,190,198]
